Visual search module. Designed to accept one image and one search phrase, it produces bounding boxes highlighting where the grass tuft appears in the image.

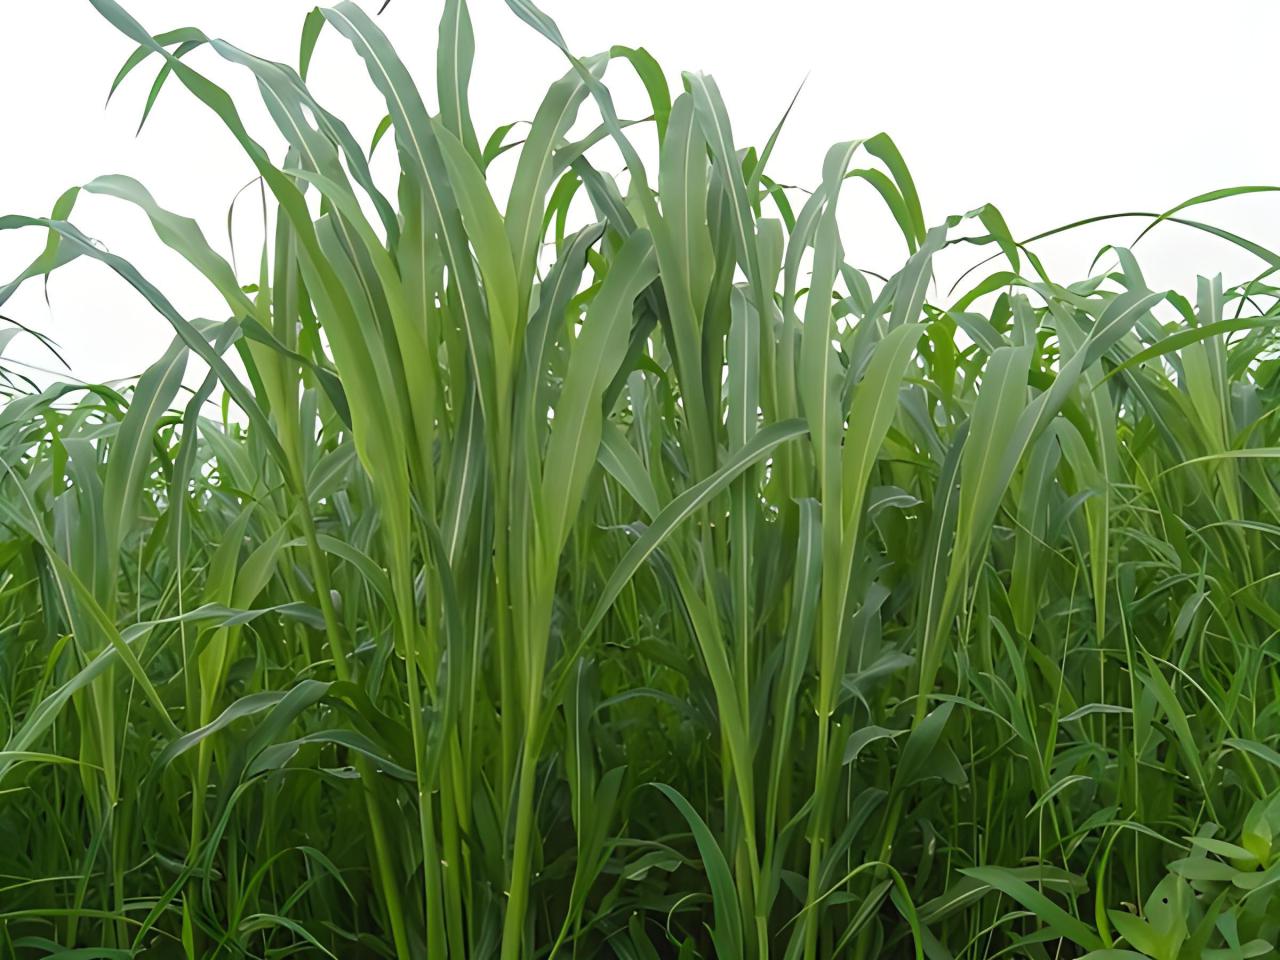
[3,2,1280,957]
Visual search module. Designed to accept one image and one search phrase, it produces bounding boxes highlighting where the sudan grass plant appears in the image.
[3,1,1280,957]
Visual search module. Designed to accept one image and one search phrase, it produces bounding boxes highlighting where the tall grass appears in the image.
[3,1,1280,957]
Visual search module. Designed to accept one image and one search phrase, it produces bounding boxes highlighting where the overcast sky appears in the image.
[3,0,1279,386]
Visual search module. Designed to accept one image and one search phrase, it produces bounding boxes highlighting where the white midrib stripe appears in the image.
[445,412,475,564]
[449,4,465,147]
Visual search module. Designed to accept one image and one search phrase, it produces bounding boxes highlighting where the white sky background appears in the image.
[3,0,1280,388]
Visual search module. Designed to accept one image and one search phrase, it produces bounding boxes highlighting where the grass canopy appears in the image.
[3,2,1280,958]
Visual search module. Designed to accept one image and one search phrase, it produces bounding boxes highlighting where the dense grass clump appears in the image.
[4,1,1280,957]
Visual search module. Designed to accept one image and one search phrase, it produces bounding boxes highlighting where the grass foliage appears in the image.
[3,1,1280,957]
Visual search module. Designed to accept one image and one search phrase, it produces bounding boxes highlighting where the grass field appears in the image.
[3,1,1280,957]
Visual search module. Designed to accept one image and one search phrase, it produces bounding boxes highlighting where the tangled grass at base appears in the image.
[4,3,1280,959]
